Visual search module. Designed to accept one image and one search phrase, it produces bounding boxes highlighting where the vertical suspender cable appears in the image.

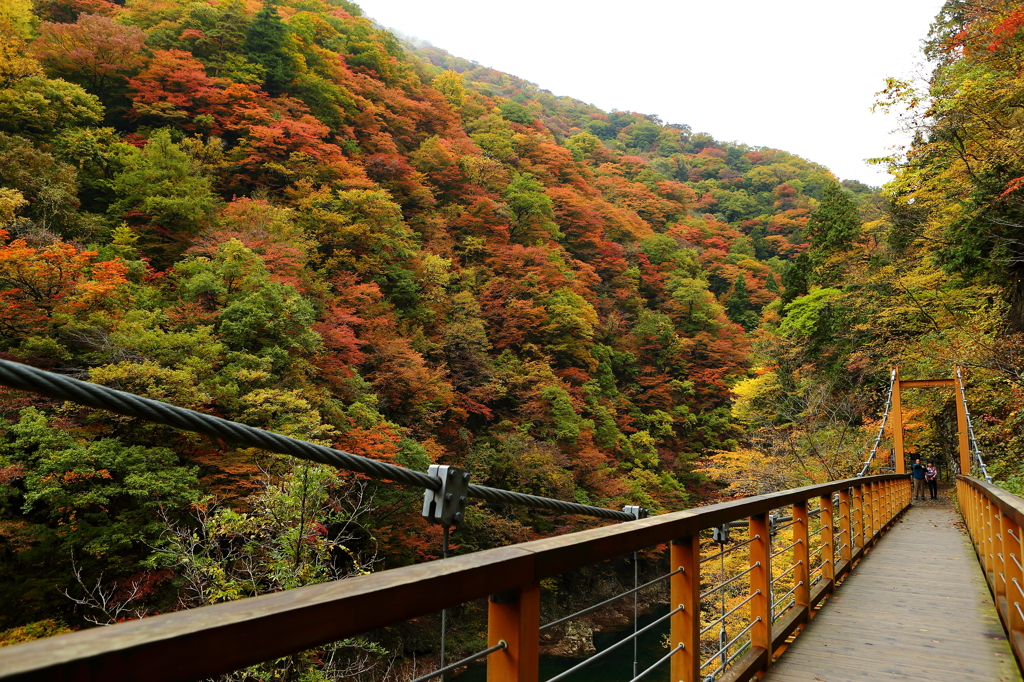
[957,367,994,483]
[632,550,639,679]
[440,526,449,679]
[719,548,727,671]
[858,369,898,477]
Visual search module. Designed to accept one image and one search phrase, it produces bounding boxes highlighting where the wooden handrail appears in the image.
[957,475,1024,668]
[0,474,910,682]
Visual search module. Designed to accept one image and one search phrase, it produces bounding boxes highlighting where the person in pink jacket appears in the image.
[925,461,939,500]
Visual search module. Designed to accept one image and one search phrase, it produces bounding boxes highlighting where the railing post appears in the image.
[870,482,881,542]
[975,486,984,556]
[749,513,772,667]
[838,489,852,564]
[885,480,893,524]
[794,501,810,610]
[880,480,889,528]
[488,582,540,682]
[820,494,834,586]
[671,535,700,682]
[985,498,996,583]
[862,482,873,544]
[1005,511,1024,644]
[852,484,863,552]
[997,507,1011,625]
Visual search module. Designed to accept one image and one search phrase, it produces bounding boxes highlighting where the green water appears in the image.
[455,605,672,682]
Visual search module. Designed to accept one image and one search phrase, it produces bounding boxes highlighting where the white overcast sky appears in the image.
[355,0,946,187]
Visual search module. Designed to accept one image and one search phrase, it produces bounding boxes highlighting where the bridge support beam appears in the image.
[487,582,540,682]
[955,366,972,476]
[892,367,905,474]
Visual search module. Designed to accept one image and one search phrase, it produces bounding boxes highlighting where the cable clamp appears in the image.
[622,505,649,520]
[422,465,469,527]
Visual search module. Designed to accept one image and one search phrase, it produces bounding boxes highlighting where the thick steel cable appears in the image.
[0,359,633,521]
[956,366,994,483]
[858,368,898,477]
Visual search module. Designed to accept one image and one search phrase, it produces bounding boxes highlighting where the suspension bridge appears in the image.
[0,360,1019,682]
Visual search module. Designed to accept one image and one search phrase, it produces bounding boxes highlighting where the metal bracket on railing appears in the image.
[623,505,649,520]
[769,513,779,538]
[712,523,731,544]
[422,465,469,527]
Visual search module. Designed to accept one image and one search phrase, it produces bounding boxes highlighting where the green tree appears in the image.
[0,132,81,235]
[0,76,103,139]
[109,130,217,263]
[432,70,465,109]
[806,181,860,284]
[726,273,758,330]
[498,100,533,125]
[781,253,812,306]
[0,407,199,624]
[504,172,560,242]
[244,0,297,95]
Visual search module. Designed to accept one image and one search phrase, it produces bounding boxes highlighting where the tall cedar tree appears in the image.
[806,182,860,253]
[244,0,295,95]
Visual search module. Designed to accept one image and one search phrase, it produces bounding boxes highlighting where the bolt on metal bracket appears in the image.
[622,505,649,520]
[422,465,470,527]
[712,523,731,544]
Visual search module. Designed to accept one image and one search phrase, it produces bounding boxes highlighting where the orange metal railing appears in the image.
[957,476,1024,667]
[0,475,911,682]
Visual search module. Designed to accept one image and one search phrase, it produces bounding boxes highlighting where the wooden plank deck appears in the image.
[762,501,1022,682]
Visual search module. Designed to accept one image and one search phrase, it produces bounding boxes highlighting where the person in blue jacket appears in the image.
[912,458,927,500]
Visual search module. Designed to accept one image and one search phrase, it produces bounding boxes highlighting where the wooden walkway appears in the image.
[762,501,1022,681]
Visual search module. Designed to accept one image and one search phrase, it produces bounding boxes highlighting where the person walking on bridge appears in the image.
[926,461,939,500]
[912,458,926,500]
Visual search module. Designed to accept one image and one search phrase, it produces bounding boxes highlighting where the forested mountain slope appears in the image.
[723,0,1024,500]
[0,0,902,667]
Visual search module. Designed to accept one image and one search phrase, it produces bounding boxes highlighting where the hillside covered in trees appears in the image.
[1,0,1021,677]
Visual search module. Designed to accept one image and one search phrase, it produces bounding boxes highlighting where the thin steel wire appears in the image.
[773,582,803,609]
[858,368,898,476]
[771,539,802,559]
[772,560,802,584]
[701,535,759,563]
[700,591,760,636]
[627,643,684,682]
[703,641,749,679]
[700,563,759,600]
[544,605,684,682]
[632,551,638,680]
[0,359,633,521]
[408,641,507,682]
[440,527,449,672]
[540,569,683,631]
[700,618,760,670]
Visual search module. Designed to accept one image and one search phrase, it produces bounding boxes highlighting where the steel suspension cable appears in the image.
[956,366,994,483]
[858,368,898,477]
[0,359,633,521]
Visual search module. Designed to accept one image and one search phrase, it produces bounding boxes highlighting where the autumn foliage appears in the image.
[0,0,869,663]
